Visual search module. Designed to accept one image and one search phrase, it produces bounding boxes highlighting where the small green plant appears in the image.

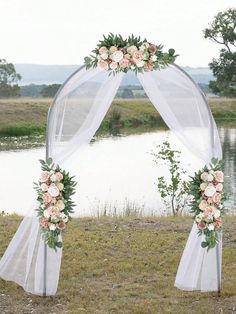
[151,141,189,216]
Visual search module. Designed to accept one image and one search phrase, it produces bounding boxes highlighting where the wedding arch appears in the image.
[0,35,223,296]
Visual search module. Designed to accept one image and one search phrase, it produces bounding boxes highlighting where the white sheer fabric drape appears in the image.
[0,64,222,295]
[0,67,124,296]
[138,65,222,291]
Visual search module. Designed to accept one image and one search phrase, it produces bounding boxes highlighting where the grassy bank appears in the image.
[0,97,235,138]
[0,215,236,313]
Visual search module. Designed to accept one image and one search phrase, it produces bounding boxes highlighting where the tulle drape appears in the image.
[0,64,222,295]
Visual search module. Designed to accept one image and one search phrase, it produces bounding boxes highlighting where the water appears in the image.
[0,128,235,216]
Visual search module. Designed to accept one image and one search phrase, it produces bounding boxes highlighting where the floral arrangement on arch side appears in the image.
[84,33,177,75]
[34,158,77,250]
[189,158,226,250]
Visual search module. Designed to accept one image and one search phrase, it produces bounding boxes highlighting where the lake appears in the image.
[0,127,235,216]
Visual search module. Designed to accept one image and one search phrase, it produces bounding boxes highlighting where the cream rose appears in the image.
[60,213,69,223]
[57,182,64,191]
[112,50,124,63]
[199,200,208,211]
[127,45,138,54]
[49,223,57,231]
[50,174,57,182]
[100,53,109,60]
[56,200,65,211]
[150,55,157,62]
[99,46,108,54]
[98,59,109,70]
[136,60,145,68]
[109,46,117,53]
[200,182,207,191]
[110,61,118,70]
[48,184,60,197]
[213,209,221,219]
[43,209,50,219]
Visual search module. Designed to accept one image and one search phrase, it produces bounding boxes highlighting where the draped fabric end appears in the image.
[0,64,222,296]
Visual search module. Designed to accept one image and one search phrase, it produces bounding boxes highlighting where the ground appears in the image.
[0,215,235,314]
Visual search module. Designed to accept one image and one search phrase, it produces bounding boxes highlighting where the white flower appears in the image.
[195,212,204,222]
[112,50,124,62]
[214,209,221,219]
[127,45,138,54]
[204,184,216,197]
[48,184,60,197]
[207,174,214,182]
[60,213,69,223]
[208,224,215,231]
[43,210,50,219]
[150,55,157,62]
[49,224,57,231]
[130,65,136,70]
[50,174,57,182]
[140,43,149,51]
[136,60,145,68]
[100,53,108,60]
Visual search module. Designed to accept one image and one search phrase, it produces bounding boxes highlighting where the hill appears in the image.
[15,64,214,86]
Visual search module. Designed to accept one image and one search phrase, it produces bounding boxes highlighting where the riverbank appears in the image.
[0,97,235,150]
[0,215,235,313]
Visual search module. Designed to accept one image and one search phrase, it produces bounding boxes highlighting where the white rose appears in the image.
[49,224,57,231]
[43,210,50,219]
[48,184,60,197]
[60,213,69,223]
[150,55,157,62]
[207,174,214,182]
[112,50,124,63]
[57,182,64,191]
[204,184,216,197]
[100,53,108,60]
[136,60,145,68]
[208,224,215,231]
[195,212,204,222]
[50,174,57,182]
[56,200,65,211]
[214,209,221,219]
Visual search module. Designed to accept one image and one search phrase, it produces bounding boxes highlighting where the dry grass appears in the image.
[0,215,236,313]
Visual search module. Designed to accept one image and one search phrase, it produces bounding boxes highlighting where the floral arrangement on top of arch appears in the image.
[84,33,177,75]
[189,158,226,251]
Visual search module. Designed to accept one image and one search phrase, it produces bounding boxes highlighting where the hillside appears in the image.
[15,64,214,86]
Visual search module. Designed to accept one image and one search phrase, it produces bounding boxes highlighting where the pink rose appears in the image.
[110,61,118,70]
[204,205,217,218]
[124,53,131,60]
[212,192,221,204]
[214,171,224,182]
[40,171,50,182]
[215,183,223,192]
[40,183,48,192]
[43,192,52,204]
[133,51,143,61]
[148,44,157,53]
[40,217,50,228]
[98,59,109,70]
[51,197,57,204]
[55,172,63,181]
[119,59,130,68]
[144,61,154,71]
[207,197,213,204]
[58,221,66,230]
[198,221,206,230]
[99,46,108,54]
[214,217,222,228]
[48,206,60,218]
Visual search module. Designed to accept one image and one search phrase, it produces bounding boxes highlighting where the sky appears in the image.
[0,0,235,67]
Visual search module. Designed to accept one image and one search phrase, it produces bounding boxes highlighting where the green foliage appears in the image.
[204,8,236,96]
[41,84,61,98]
[188,158,226,250]
[0,59,21,98]
[151,141,189,215]
[34,158,77,250]
[84,33,177,75]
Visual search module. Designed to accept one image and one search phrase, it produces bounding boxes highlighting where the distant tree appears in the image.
[41,84,61,98]
[20,84,47,98]
[204,8,236,96]
[0,59,21,98]
[121,88,134,98]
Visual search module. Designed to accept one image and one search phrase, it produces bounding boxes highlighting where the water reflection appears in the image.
[0,127,235,216]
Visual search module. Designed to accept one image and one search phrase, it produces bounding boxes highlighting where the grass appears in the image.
[0,97,235,138]
[0,214,236,313]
